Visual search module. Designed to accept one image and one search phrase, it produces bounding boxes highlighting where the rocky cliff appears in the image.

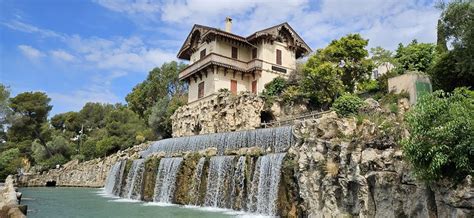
[18,143,149,187]
[290,111,473,218]
[171,91,264,137]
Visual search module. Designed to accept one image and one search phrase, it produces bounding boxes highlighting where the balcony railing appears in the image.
[179,53,263,80]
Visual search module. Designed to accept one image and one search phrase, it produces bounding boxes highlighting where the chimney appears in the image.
[225,17,232,33]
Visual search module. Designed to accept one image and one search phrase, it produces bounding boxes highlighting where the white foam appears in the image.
[109,198,141,203]
[142,202,176,207]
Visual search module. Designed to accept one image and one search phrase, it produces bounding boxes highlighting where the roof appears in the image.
[177,22,312,60]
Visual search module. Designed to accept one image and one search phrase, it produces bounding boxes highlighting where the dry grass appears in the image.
[325,159,340,177]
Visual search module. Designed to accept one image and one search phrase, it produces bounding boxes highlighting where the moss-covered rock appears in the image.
[142,157,160,201]
[196,157,210,206]
[118,159,134,197]
[174,153,201,205]
[278,153,305,217]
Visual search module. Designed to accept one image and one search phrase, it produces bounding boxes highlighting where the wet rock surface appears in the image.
[0,175,26,218]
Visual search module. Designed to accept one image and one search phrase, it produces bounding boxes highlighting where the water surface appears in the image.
[20,187,238,218]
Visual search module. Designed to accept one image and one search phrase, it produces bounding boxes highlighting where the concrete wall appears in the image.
[215,39,251,62]
[388,73,432,105]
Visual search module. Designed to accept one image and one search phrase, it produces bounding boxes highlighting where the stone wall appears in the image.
[289,111,473,217]
[0,175,26,218]
[171,91,264,137]
[18,143,149,187]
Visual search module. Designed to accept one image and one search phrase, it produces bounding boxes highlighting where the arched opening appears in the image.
[45,180,56,187]
[193,122,202,135]
[260,111,275,124]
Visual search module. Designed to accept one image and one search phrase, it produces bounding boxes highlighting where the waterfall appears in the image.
[204,156,235,208]
[141,126,294,157]
[189,157,206,205]
[123,159,145,200]
[248,153,286,215]
[153,157,183,203]
[104,160,123,195]
[230,156,247,210]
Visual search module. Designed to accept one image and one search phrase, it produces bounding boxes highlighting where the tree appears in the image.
[0,84,10,144]
[148,95,187,138]
[370,46,395,65]
[402,88,474,182]
[315,34,374,92]
[7,92,53,157]
[394,40,436,73]
[0,148,21,181]
[301,62,344,107]
[430,0,474,91]
[126,61,187,119]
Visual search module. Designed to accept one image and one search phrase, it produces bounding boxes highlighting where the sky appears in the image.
[0,0,441,116]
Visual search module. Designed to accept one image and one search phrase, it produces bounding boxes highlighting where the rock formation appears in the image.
[18,143,149,187]
[171,91,264,137]
[0,175,26,218]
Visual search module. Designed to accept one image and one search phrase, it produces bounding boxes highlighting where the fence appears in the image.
[260,110,331,128]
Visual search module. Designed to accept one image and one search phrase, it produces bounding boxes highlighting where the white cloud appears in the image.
[50,50,76,62]
[3,20,65,39]
[49,85,121,113]
[18,45,44,59]
[93,0,440,51]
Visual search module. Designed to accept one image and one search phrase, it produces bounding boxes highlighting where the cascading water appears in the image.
[248,153,286,215]
[141,126,294,157]
[104,160,122,194]
[102,125,294,216]
[122,159,145,200]
[189,157,206,205]
[230,156,247,210]
[204,156,235,208]
[153,157,183,203]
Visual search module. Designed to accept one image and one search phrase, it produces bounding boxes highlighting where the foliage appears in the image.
[126,61,187,120]
[430,0,474,91]
[148,95,187,138]
[402,87,474,182]
[0,84,10,143]
[376,70,400,94]
[302,62,344,106]
[331,94,365,117]
[357,79,379,94]
[0,148,21,181]
[262,77,288,97]
[379,91,409,106]
[281,85,306,104]
[311,34,374,92]
[394,40,436,74]
[370,46,395,65]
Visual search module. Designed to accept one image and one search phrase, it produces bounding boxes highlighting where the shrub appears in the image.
[332,94,365,116]
[402,87,474,182]
[263,77,288,97]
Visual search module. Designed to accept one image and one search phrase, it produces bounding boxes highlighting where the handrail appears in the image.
[260,110,332,128]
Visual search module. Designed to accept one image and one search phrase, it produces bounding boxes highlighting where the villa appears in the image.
[177,17,312,103]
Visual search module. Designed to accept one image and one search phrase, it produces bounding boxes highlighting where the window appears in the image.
[252,81,257,94]
[252,48,257,59]
[230,80,237,94]
[200,49,206,59]
[198,82,204,98]
[276,49,282,65]
[232,47,238,59]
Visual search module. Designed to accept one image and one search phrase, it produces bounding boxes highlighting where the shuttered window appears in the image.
[198,82,204,98]
[276,49,282,65]
[232,47,238,59]
[231,80,237,94]
[200,49,206,59]
[252,81,257,94]
[252,48,257,59]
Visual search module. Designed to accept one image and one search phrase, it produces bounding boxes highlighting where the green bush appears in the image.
[331,94,365,117]
[263,77,288,97]
[402,87,474,182]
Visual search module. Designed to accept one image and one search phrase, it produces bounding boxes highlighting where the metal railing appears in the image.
[260,110,331,128]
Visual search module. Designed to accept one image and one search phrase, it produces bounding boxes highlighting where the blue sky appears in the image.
[0,0,440,116]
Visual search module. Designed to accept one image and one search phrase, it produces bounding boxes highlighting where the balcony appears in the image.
[179,53,263,80]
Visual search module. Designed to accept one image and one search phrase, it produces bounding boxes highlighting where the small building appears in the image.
[388,72,432,105]
[177,17,312,104]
